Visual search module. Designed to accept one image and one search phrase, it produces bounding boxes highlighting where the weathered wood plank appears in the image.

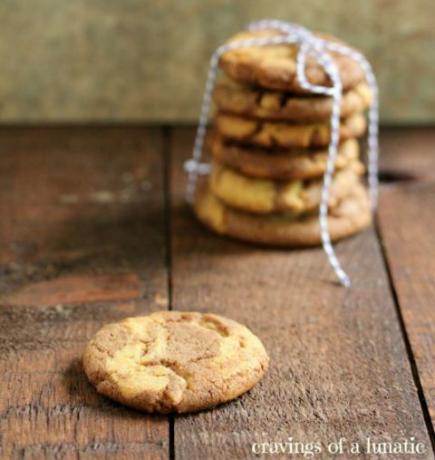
[378,127,435,433]
[0,127,169,459]
[378,181,435,427]
[170,128,432,459]
[379,127,435,184]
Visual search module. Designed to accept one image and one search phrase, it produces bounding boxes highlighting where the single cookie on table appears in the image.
[211,136,359,180]
[213,79,372,122]
[215,112,367,149]
[210,160,364,215]
[83,311,269,414]
[219,30,365,93]
[194,182,371,247]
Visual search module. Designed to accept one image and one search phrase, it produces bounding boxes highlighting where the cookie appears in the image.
[213,79,372,121]
[215,112,367,148]
[210,160,364,214]
[211,136,359,180]
[194,182,371,247]
[219,30,365,93]
[83,311,269,414]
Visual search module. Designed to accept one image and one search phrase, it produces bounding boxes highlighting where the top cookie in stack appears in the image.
[194,29,372,247]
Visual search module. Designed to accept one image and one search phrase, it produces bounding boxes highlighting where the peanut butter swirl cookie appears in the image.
[219,30,365,93]
[210,160,364,215]
[213,79,372,122]
[83,311,269,414]
[194,182,371,247]
[215,112,367,148]
[211,136,359,180]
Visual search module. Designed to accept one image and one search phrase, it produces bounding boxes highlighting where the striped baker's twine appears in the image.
[184,20,379,288]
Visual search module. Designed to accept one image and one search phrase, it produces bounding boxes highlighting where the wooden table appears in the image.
[0,126,434,459]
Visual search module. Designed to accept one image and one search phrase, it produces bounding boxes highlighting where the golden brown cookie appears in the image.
[194,182,371,247]
[215,112,367,148]
[210,160,364,214]
[219,30,365,93]
[213,79,372,121]
[83,311,269,414]
[211,136,359,180]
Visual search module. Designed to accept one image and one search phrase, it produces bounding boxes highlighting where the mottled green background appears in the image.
[0,0,434,123]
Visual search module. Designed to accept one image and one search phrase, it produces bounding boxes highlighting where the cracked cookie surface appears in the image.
[83,311,269,414]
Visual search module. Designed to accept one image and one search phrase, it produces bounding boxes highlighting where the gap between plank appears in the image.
[162,126,176,460]
[375,215,435,452]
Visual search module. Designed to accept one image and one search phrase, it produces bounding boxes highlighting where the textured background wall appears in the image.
[0,0,434,124]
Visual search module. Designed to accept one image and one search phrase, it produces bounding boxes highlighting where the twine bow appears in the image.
[184,19,379,288]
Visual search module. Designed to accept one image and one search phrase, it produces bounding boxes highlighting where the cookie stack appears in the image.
[194,29,372,246]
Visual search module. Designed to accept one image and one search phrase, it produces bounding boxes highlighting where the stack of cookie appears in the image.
[194,29,372,246]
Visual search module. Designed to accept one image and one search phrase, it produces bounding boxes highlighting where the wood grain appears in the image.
[170,128,433,459]
[378,128,435,431]
[0,127,169,459]
[378,182,435,427]
[379,127,435,184]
